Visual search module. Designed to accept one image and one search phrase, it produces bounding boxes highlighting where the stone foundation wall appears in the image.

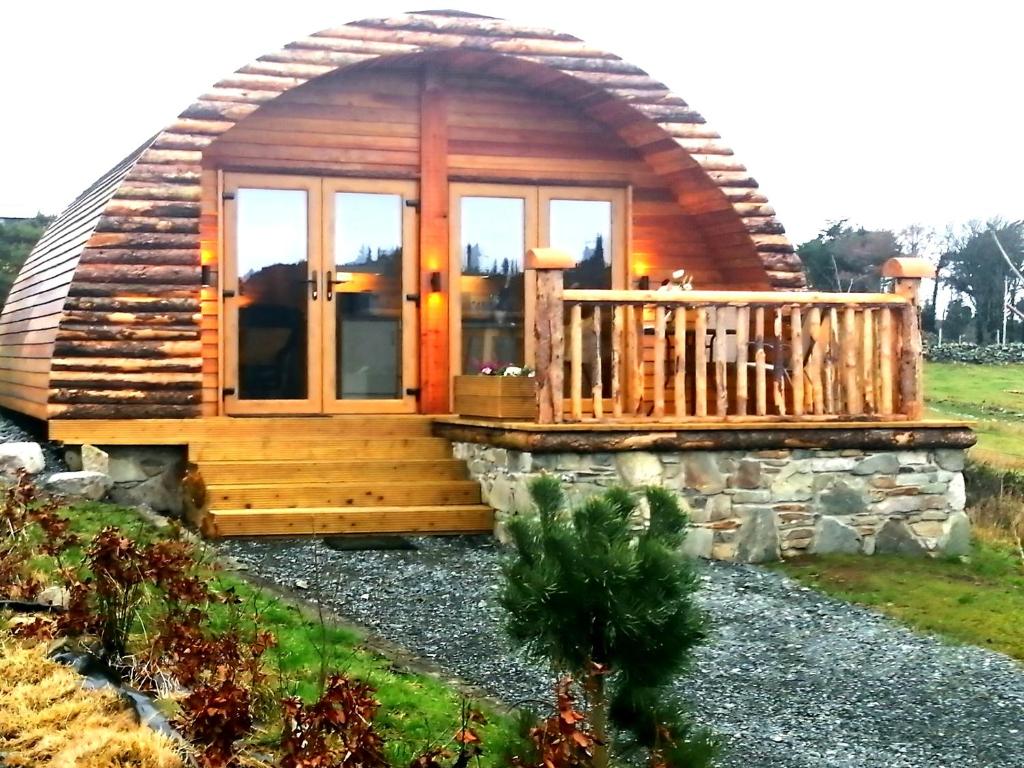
[452,443,970,562]
[64,445,187,515]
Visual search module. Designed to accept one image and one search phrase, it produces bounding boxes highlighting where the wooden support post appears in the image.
[570,303,583,421]
[881,257,934,421]
[790,306,804,417]
[843,306,861,415]
[418,68,449,412]
[527,249,573,424]
[611,306,623,418]
[861,308,875,415]
[772,307,786,416]
[879,307,895,415]
[714,307,728,416]
[694,307,707,417]
[653,306,666,418]
[824,308,837,415]
[735,306,749,416]
[592,306,603,420]
[807,307,824,415]
[754,306,766,416]
[673,307,686,417]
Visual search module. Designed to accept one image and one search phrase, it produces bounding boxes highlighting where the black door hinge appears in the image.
[405,293,421,306]
[405,387,421,396]
[222,289,236,298]
[222,191,236,201]
[223,387,236,396]
[405,199,420,210]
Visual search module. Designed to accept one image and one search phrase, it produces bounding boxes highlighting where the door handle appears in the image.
[307,270,318,300]
[326,271,334,301]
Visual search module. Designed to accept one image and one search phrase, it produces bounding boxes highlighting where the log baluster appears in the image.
[714,307,728,416]
[735,305,749,416]
[843,307,861,415]
[570,303,583,421]
[653,306,666,418]
[790,306,804,417]
[611,306,623,418]
[673,307,686,417]
[694,307,707,417]
[592,306,603,420]
[772,307,786,416]
[861,308,875,415]
[807,306,824,415]
[878,307,895,415]
[754,306,766,416]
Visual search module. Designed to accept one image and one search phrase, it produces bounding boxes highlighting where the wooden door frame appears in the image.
[321,178,420,414]
[222,172,323,415]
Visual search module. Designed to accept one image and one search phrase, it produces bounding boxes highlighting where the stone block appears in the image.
[871,476,898,489]
[682,453,726,494]
[810,516,862,554]
[873,496,926,515]
[730,489,771,504]
[81,444,110,475]
[938,511,971,556]
[934,449,966,472]
[819,480,867,516]
[895,472,938,486]
[615,452,663,486]
[809,457,857,472]
[946,473,966,511]
[681,526,714,559]
[64,448,83,472]
[896,451,930,466]
[909,520,944,540]
[735,459,762,489]
[851,454,900,475]
[0,442,44,476]
[770,465,813,502]
[734,507,781,563]
[874,518,926,555]
[43,471,112,501]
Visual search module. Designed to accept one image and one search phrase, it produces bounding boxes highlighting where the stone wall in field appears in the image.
[453,443,970,563]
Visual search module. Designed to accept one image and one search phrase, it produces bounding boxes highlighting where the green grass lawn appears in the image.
[775,541,1024,661]
[926,362,1024,467]
[17,501,523,766]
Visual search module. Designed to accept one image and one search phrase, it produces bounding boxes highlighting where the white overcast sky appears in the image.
[1,0,1020,244]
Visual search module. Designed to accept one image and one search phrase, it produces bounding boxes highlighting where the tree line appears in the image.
[0,215,51,306]
[797,219,1024,344]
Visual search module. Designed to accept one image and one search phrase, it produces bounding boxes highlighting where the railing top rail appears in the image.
[560,289,910,307]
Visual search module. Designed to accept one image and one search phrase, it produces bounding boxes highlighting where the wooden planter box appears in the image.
[453,375,538,420]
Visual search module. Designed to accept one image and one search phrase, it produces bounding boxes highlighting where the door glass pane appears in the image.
[459,197,525,373]
[236,188,309,400]
[332,192,403,399]
[549,199,614,394]
[549,199,612,290]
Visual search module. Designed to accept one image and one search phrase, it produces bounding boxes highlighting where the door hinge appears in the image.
[222,387,236,396]
[405,293,421,306]
[222,289,236,298]
[405,387,421,396]
[405,199,420,210]
[222,191,236,201]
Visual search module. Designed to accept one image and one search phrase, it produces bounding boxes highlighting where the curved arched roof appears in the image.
[0,9,804,419]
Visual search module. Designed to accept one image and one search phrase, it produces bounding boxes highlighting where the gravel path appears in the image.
[217,535,1024,768]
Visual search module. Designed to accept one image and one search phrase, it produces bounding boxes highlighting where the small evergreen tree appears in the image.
[500,477,717,768]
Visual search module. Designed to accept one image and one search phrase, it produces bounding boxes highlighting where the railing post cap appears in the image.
[526,248,575,270]
[881,257,936,279]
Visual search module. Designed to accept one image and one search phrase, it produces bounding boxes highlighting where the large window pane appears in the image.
[236,188,308,400]
[333,192,403,399]
[459,196,526,373]
[549,199,612,290]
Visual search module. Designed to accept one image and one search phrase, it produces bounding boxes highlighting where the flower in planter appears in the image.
[477,362,535,377]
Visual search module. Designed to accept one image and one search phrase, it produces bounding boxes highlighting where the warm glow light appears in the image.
[200,247,214,265]
[633,260,648,277]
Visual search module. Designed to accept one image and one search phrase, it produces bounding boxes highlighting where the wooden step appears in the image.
[197,458,468,485]
[204,505,494,537]
[205,480,483,510]
[190,437,453,462]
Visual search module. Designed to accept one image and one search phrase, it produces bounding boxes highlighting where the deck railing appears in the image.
[529,252,933,425]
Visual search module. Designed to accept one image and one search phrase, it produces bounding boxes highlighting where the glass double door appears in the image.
[450,184,625,376]
[224,174,418,414]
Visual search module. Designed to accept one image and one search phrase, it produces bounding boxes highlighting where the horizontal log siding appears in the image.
[0,10,801,421]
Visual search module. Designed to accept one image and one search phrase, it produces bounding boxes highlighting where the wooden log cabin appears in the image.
[0,11,973,555]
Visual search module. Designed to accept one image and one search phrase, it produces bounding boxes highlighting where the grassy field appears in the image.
[926,361,1024,467]
[776,541,1024,661]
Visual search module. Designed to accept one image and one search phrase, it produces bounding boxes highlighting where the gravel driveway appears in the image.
[217,535,1024,768]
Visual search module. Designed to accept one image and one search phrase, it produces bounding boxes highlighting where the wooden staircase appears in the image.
[187,416,493,537]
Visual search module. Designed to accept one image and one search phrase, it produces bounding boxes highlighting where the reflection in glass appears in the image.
[333,192,403,399]
[549,199,613,393]
[459,197,525,373]
[549,199,612,291]
[236,188,308,400]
